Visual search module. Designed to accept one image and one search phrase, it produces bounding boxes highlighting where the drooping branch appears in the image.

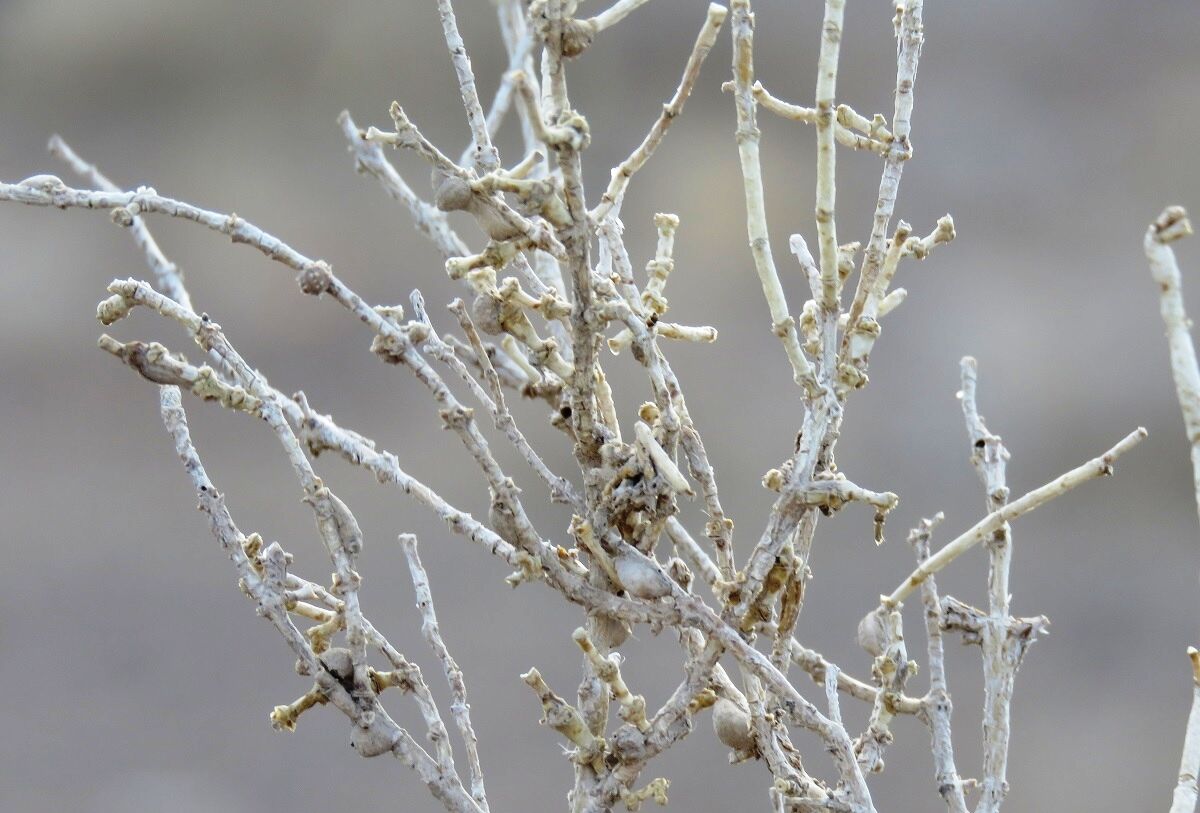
[157,385,485,813]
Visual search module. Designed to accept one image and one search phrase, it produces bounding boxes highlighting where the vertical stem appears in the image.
[1170,650,1200,813]
[544,0,603,472]
[959,358,1014,813]
[842,0,924,365]
[729,0,819,395]
[814,0,845,313]
[912,515,970,813]
[1145,206,1200,527]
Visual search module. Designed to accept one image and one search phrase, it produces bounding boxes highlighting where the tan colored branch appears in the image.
[882,427,1146,607]
[1170,648,1200,813]
[1146,206,1200,527]
[590,4,727,222]
[728,0,819,397]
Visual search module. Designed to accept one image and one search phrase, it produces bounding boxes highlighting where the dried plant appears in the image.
[1,1,1196,812]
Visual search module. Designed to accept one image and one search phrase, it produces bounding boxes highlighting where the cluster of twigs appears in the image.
[3,1,1197,812]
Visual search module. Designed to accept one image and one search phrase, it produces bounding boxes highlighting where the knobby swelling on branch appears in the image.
[3,0,1196,812]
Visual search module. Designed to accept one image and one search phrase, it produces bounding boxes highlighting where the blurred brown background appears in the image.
[1,1,1198,810]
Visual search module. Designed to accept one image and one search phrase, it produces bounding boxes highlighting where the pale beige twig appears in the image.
[400,534,490,812]
[1145,206,1200,527]
[47,136,192,312]
[436,0,500,174]
[589,3,727,223]
[882,427,1147,607]
[338,110,469,260]
[958,357,1016,813]
[909,514,970,813]
[749,84,889,154]
[813,0,846,313]
[840,0,925,384]
[728,0,819,396]
[0,177,329,275]
[157,386,485,813]
[446,297,582,508]
[587,0,653,33]
[1170,648,1200,813]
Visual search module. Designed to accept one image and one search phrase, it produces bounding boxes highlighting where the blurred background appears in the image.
[1,0,1198,810]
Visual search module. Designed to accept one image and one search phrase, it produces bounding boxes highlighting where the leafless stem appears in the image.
[728,0,819,396]
[958,357,1015,813]
[1170,648,1200,813]
[883,426,1146,607]
[590,3,727,223]
[1146,206,1200,526]
[338,110,469,260]
[840,0,925,384]
[814,0,846,313]
[437,0,500,174]
[910,514,970,813]
[400,534,490,812]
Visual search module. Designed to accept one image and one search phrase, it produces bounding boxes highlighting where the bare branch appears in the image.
[728,0,819,397]
[909,514,970,813]
[338,110,469,260]
[1170,648,1200,813]
[882,427,1147,607]
[590,3,727,223]
[840,0,926,387]
[48,135,193,312]
[814,0,846,313]
[400,534,490,812]
[1146,206,1200,526]
[587,0,653,33]
[157,386,485,813]
[958,357,1017,813]
[436,0,500,174]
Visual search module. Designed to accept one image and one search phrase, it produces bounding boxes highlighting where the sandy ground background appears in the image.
[1,1,1199,810]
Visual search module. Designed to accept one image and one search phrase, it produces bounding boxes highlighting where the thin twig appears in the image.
[589,3,728,223]
[338,111,469,260]
[959,357,1015,813]
[814,0,846,312]
[447,297,582,508]
[1145,206,1200,527]
[1170,648,1200,813]
[400,534,490,812]
[157,386,485,813]
[588,0,653,33]
[728,0,819,396]
[910,514,970,813]
[882,426,1147,607]
[840,0,925,381]
[47,136,192,312]
[437,0,500,174]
